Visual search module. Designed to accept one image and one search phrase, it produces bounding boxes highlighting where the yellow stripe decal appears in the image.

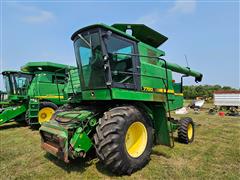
[174,93,184,96]
[142,87,154,92]
[142,87,175,94]
[35,95,64,99]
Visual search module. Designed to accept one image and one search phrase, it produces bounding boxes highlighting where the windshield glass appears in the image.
[104,34,135,85]
[7,73,32,95]
[3,75,11,94]
[74,31,106,90]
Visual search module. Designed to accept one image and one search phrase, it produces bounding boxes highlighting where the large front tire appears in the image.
[94,106,153,175]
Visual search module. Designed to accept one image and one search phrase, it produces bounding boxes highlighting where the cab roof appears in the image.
[21,62,75,73]
[112,24,168,48]
[71,23,168,48]
[1,70,31,75]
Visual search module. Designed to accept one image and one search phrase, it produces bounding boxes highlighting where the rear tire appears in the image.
[178,117,194,144]
[94,105,153,175]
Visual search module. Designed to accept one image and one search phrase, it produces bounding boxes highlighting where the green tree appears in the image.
[182,85,236,99]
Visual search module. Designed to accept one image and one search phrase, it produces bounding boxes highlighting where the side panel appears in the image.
[111,88,165,102]
[152,103,171,146]
[168,94,184,110]
[28,73,66,105]
[82,89,112,100]
[137,43,184,110]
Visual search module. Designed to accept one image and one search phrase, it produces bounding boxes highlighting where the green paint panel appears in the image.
[112,24,168,48]
[70,127,92,153]
[168,95,184,111]
[152,103,171,146]
[111,88,165,102]
[82,89,111,100]
[0,104,27,125]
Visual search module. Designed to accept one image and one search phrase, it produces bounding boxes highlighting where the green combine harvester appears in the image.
[40,24,203,174]
[0,62,74,126]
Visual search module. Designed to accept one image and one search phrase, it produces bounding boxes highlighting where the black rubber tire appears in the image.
[178,117,194,144]
[94,105,153,175]
[25,109,31,125]
[39,101,58,111]
[14,113,27,125]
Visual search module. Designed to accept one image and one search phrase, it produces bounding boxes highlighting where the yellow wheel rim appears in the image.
[125,122,147,158]
[187,123,193,140]
[38,107,55,124]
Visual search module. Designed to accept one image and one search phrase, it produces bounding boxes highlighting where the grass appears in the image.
[0,102,239,179]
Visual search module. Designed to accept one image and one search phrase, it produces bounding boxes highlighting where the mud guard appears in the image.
[152,103,171,146]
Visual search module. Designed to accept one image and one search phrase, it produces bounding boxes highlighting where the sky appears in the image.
[0,0,239,89]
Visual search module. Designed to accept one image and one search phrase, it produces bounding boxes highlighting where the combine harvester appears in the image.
[0,62,74,126]
[40,24,203,174]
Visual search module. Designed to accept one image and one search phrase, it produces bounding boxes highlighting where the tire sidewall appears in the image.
[39,102,58,111]
[179,117,195,144]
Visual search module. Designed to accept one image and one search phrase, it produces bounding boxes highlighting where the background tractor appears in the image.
[40,24,203,175]
[0,62,74,126]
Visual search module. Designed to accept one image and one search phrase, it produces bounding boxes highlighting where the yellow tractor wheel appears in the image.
[38,102,58,124]
[125,121,148,158]
[94,106,153,175]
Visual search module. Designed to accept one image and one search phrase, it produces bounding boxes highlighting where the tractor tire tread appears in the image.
[94,105,153,175]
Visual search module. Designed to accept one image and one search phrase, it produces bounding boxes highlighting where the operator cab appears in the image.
[2,71,33,96]
[71,24,202,102]
[72,24,140,91]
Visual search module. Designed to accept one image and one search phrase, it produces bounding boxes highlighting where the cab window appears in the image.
[104,35,135,85]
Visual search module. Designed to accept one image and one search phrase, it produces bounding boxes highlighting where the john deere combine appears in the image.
[40,24,203,174]
[0,62,73,126]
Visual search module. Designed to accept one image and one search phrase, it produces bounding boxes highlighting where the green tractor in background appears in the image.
[40,24,203,175]
[0,62,75,126]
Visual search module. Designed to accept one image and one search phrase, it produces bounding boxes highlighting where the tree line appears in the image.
[183,85,238,99]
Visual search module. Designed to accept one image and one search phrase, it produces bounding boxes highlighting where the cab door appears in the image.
[104,33,140,90]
